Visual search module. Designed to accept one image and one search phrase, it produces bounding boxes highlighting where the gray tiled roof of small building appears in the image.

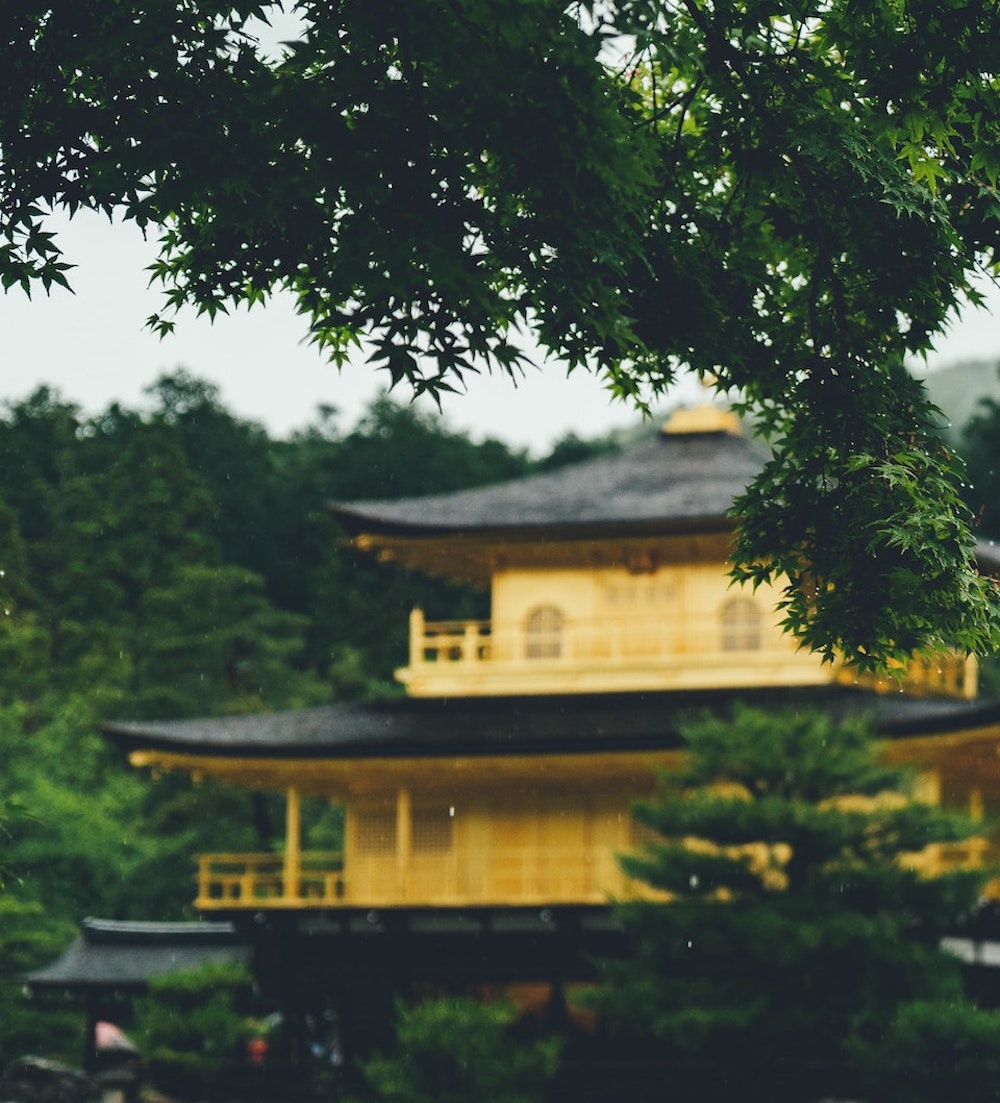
[24,919,249,988]
[333,429,765,533]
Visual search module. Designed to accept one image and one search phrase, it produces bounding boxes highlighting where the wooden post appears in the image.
[409,607,424,664]
[397,787,411,900]
[462,622,479,664]
[964,653,980,698]
[284,786,302,902]
[196,854,210,905]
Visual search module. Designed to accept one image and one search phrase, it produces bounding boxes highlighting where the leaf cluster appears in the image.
[5,1,1000,662]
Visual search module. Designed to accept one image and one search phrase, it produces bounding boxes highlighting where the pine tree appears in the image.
[355,997,559,1103]
[599,706,987,1103]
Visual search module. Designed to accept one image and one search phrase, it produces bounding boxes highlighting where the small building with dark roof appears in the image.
[25,918,248,994]
[24,918,249,1072]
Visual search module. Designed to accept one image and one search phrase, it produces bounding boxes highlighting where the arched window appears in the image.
[524,604,565,659]
[720,597,761,652]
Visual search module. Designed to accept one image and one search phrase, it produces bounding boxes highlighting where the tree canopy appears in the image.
[3,1,1000,665]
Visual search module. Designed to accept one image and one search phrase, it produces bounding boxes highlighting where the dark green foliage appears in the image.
[0,699,159,920]
[4,2,1000,663]
[531,431,620,474]
[132,563,328,718]
[331,395,532,500]
[731,387,999,670]
[133,961,256,1099]
[850,998,1000,1103]
[144,373,296,609]
[599,707,987,1102]
[0,897,80,1068]
[354,997,559,1103]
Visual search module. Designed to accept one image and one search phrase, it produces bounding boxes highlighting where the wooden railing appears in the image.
[196,836,1000,911]
[851,652,978,699]
[196,851,344,908]
[409,611,698,667]
[414,618,493,664]
[195,845,625,910]
[407,611,977,700]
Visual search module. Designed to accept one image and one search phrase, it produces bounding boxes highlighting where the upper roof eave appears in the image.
[101,688,1000,764]
[338,514,738,543]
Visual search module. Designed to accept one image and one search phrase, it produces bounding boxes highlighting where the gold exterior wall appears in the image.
[398,538,832,697]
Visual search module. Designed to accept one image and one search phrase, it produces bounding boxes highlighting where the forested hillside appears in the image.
[0,371,620,1063]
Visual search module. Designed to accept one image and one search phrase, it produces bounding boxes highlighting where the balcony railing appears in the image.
[196,836,1000,911]
[402,611,977,698]
[903,837,996,879]
[852,652,978,699]
[407,613,789,661]
[196,845,625,910]
[196,851,344,909]
[415,618,494,664]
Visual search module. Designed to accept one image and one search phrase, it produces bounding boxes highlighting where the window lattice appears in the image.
[720,597,762,652]
[411,807,454,853]
[525,604,565,659]
[355,808,397,855]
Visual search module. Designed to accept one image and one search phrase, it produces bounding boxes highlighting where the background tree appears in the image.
[132,563,327,718]
[599,706,989,1103]
[0,897,78,1068]
[3,1,1000,665]
[961,369,1000,542]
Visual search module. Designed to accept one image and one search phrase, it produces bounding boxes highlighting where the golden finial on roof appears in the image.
[663,404,743,435]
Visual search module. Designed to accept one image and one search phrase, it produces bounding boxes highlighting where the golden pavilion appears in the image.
[102,407,1000,1036]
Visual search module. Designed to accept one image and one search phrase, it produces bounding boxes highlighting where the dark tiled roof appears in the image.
[25,918,249,990]
[333,430,765,535]
[101,687,1000,761]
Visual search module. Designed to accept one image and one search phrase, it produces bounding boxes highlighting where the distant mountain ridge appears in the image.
[916,358,1000,438]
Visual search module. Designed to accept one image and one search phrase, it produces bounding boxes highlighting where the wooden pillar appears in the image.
[397,787,411,900]
[462,623,479,664]
[82,996,98,1073]
[409,607,424,664]
[284,786,302,902]
[964,653,980,698]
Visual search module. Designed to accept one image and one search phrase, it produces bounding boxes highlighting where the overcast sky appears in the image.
[0,209,997,454]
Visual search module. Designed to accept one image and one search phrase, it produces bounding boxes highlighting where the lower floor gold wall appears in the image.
[344,791,645,907]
